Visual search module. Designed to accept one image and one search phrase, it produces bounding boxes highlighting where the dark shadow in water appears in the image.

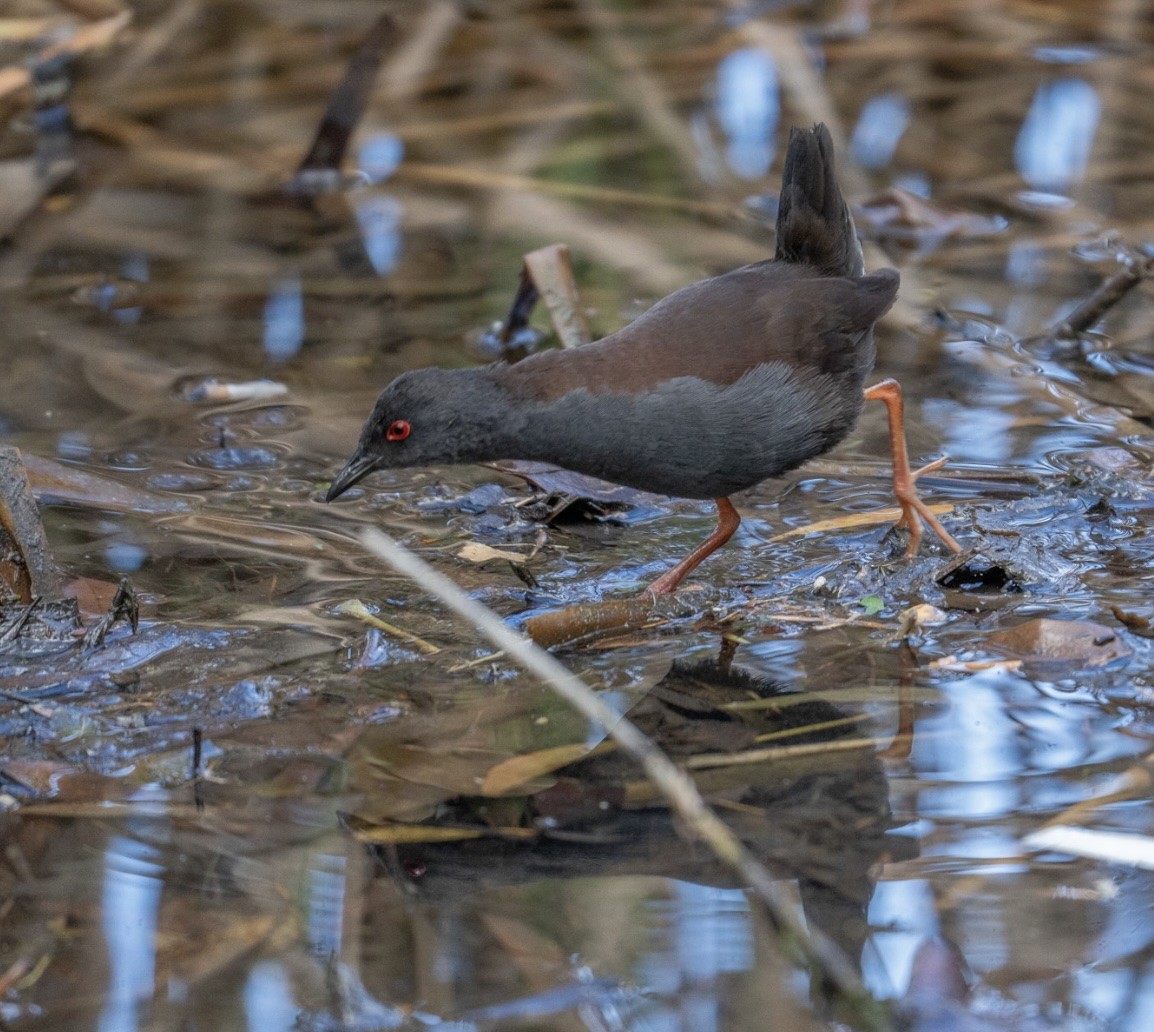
[369,659,906,1007]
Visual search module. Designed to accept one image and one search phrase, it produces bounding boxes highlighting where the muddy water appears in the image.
[3,1,1154,1029]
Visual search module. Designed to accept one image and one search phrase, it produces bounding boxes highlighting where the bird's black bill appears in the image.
[325,451,377,501]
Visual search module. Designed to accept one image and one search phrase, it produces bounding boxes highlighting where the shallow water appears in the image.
[4,1,1154,1029]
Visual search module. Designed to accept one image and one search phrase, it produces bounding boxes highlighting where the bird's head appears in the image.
[324,366,508,500]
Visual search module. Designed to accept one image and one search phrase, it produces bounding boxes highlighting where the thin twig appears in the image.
[1049,253,1154,338]
[357,528,891,1029]
[336,598,441,655]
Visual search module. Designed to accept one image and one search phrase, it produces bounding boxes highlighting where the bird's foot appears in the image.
[888,454,961,559]
[645,568,685,596]
[864,378,962,559]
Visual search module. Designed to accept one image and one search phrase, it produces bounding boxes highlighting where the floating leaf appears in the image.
[491,460,663,506]
[458,542,530,564]
[62,577,121,622]
[481,741,616,796]
[856,186,1008,246]
[768,503,955,542]
[1111,605,1154,639]
[24,454,188,515]
[335,598,441,654]
[524,594,694,648]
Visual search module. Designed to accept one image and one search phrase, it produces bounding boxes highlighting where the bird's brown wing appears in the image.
[497,265,898,401]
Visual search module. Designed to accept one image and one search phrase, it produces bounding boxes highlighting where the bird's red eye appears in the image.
[386,419,410,442]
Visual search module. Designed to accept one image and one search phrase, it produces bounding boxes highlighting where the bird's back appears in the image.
[496,264,896,403]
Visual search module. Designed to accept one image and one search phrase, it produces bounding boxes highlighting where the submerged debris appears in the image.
[987,617,1132,671]
[80,578,139,650]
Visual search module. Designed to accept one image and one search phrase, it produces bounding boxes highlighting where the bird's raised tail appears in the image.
[774,123,864,279]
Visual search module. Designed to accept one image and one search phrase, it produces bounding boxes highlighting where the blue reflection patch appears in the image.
[263,277,305,362]
[354,196,403,276]
[852,94,911,170]
[358,132,404,183]
[1015,78,1100,192]
[715,48,779,180]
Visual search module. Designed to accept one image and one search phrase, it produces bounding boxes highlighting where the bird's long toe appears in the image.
[890,456,961,557]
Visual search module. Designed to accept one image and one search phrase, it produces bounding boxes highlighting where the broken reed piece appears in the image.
[521,244,591,350]
[0,446,61,603]
[1049,251,1154,339]
[523,593,694,648]
[495,243,591,355]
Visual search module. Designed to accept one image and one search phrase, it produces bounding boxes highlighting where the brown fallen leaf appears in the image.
[1111,605,1154,639]
[81,577,138,649]
[360,741,511,797]
[63,577,121,622]
[524,594,694,648]
[856,186,1007,245]
[987,618,1132,668]
[0,759,81,797]
[492,460,663,507]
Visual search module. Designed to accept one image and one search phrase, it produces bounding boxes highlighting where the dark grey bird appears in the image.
[327,124,959,593]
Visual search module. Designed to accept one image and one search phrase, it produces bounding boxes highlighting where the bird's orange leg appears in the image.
[646,498,741,595]
[864,378,962,558]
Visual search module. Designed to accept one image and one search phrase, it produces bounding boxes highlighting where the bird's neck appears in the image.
[439,367,535,464]
[442,365,592,470]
